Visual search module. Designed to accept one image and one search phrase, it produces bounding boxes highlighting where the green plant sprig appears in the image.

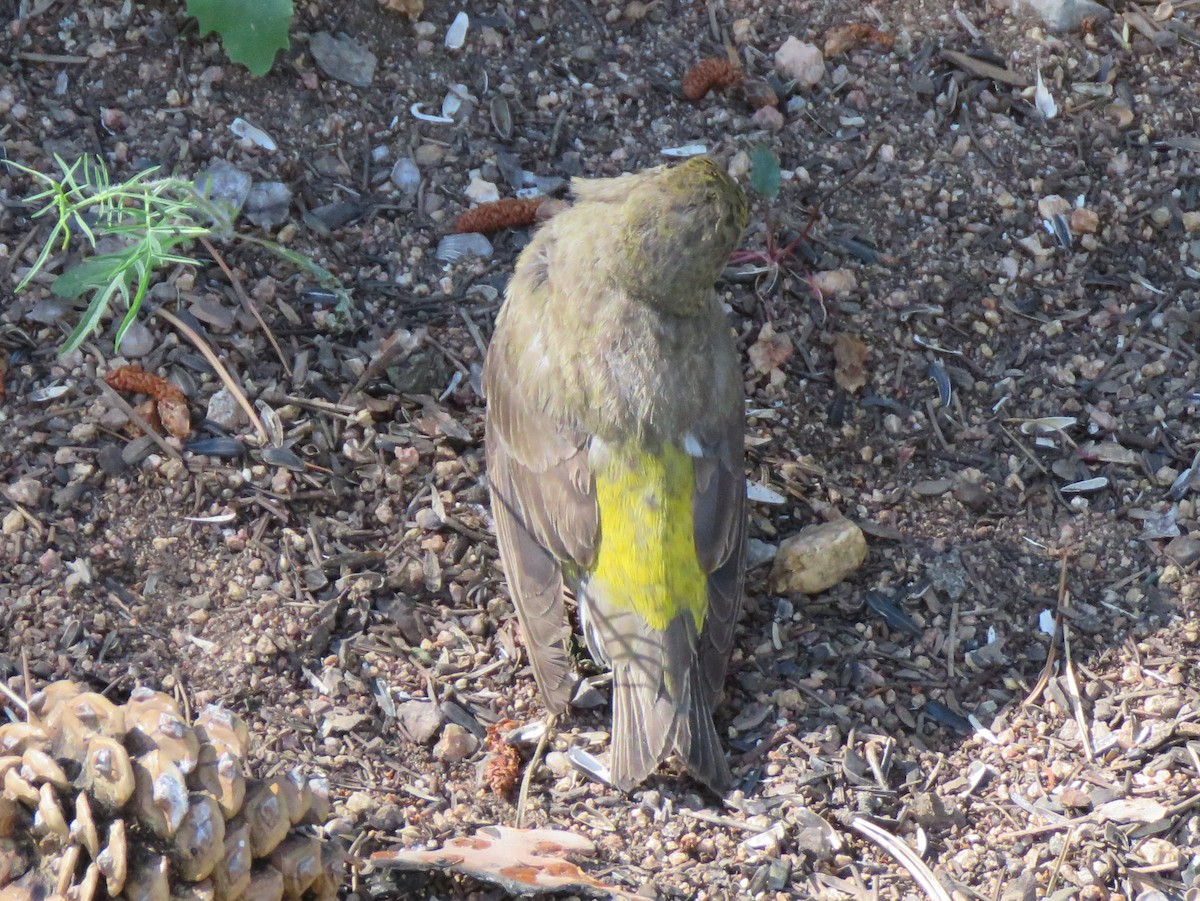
[7,153,349,354]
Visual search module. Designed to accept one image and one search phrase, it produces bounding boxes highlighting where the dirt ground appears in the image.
[2,0,1200,898]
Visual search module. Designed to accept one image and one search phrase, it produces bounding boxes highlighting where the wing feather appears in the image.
[484,318,599,713]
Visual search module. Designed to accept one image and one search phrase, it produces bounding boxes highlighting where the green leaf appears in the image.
[51,253,137,299]
[748,145,781,200]
[185,0,293,76]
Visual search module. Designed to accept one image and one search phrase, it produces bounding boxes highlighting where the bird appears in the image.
[483,156,748,793]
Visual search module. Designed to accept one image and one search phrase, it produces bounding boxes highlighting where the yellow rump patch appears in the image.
[590,443,707,631]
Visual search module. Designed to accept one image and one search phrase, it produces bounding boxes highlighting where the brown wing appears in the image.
[483,327,598,714]
[692,416,747,705]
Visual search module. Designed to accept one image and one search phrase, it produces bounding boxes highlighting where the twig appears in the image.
[0,680,30,717]
[16,51,91,64]
[675,808,760,833]
[199,237,291,377]
[458,307,490,359]
[259,391,359,418]
[515,713,555,829]
[996,423,1051,478]
[1045,825,1075,894]
[1024,549,1069,706]
[849,817,953,901]
[1062,619,1094,761]
[154,308,270,445]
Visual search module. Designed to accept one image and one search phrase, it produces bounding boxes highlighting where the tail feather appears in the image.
[668,689,731,793]
[609,660,730,794]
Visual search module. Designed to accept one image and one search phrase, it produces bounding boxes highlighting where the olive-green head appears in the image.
[611,156,748,312]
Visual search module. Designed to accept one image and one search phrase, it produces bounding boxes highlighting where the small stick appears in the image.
[515,714,556,829]
[199,237,291,377]
[850,816,953,901]
[155,308,270,445]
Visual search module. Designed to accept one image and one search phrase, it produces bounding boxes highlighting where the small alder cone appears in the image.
[0,682,341,901]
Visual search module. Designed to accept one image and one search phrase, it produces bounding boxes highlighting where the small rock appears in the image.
[746,538,777,568]
[194,160,252,217]
[774,37,825,86]
[1164,533,1200,566]
[1183,211,1200,233]
[1070,207,1100,234]
[414,144,444,166]
[321,711,370,735]
[244,181,292,228]
[811,268,857,299]
[768,519,867,595]
[397,700,444,743]
[1058,786,1092,809]
[544,750,572,777]
[909,791,964,830]
[1137,837,1180,869]
[751,105,785,131]
[1021,0,1112,31]
[433,723,478,763]
[1037,194,1070,219]
[310,31,377,87]
[727,150,751,178]
[913,477,954,496]
[26,297,73,325]
[953,480,991,511]
[117,320,155,358]
[391,158,421,197]
[464,171,500,204]
[2,509,24,535]
[5,477,43,507]
[97,444,128,476]
[205,387,243,430]
[343,791,375,816]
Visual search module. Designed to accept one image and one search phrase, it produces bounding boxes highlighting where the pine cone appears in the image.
[681,57,742,101]
[0,682,341,901]
[452,197,545,235]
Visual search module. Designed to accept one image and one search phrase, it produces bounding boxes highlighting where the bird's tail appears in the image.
[609,659,731,794]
